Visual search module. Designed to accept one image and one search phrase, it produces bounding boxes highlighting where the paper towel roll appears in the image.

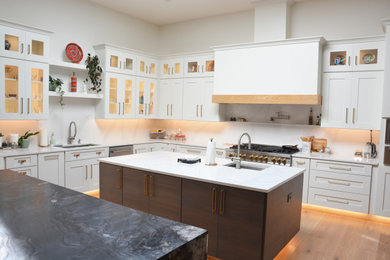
[205,138,217,166]
[39,128,48,147]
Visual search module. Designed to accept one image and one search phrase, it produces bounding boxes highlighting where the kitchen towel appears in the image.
[205,138,217,166]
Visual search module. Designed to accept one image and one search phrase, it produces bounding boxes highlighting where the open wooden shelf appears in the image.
[49,61,87,71]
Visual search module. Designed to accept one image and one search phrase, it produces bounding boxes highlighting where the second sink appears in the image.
[224,162,269,171]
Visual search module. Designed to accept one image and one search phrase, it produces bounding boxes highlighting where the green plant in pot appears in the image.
[18,131,40,148]
[49,76,65,107]
[84,53,103,93]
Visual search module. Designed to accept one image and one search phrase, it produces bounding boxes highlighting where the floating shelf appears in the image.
[48,91,102,99]
[49,61,87,71]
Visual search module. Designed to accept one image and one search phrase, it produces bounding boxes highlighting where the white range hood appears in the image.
[212,0,324,105]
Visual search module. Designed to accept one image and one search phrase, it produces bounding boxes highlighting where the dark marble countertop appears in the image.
[0,170,207,260]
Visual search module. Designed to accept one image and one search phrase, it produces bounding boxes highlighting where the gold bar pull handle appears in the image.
[85,165,88,180]
[144,175,148,196]
[149,175,154,198]
[21,43,24,54]
[355,56,357,66]
[212,188,217,213]
[352,108,355,124]
[220,189,225,215]
[348,56,351,66]
[116,169,122,189]
[21,97,23,114]
[90,164,93,179]
[345,108,348,124]
[28,44,30,55]
[329,165,352,171]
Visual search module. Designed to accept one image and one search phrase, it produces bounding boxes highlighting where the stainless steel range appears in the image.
[226,143,299,166]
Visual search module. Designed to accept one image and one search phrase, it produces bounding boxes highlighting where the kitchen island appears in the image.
[99,151,305,260]
[0,169,207,260]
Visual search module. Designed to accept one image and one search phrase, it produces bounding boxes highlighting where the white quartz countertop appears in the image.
[99,151,304,193]
[293,152,379,166]
[0,144,109,157]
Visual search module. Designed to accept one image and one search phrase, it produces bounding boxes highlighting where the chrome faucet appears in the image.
[231,133,251,169]
[68,121,77,144]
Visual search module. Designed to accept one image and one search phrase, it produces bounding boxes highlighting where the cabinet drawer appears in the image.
[177,146,206,156]
[310,159,372,176]
[310,169,371,195]
[65,148,108,162]
[292,158,310,203]
[10,166,38,178]
[308,187,369,213]
[6,154,37,169]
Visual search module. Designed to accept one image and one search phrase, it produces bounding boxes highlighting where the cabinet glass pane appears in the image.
[110,55,119,68]
[5,34,19,53]
[125,58,133,70]
[150,63,155,74]
[109,77,118,114]
[359,49,377,65]
[330,51,347,66]
[149,82,155,115]
[163,64,169,75]
[188,61,198,72]
[175,63,181,74]
[31,40,44,56]
[140,61,145,73]
[30,68,43,114]
[139,81,144,114]
[4,65,19,114]
[124,79,132,115]
[206,60,214,72]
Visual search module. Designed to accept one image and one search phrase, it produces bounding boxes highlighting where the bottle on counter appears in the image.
[316,113,322,126]
[49,132,55,147]
[71,72,77,92]
[308,107,313,125]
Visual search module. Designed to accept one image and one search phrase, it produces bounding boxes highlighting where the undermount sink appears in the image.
[55,144,99,149]
[224,162,269,171]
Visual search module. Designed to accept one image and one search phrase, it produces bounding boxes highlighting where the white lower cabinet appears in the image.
[38,152,64,185]
[0,157,4,170]
[5,154,38,177]
[10,166,38,177]
[307,159,372,213]
[133,143,153,154]
[292,158,310,203]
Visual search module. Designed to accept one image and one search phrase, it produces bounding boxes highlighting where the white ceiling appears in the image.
[85,0,260,25]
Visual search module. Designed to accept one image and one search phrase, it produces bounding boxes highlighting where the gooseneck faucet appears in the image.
[68,121,77,144]
[231,133,251,169]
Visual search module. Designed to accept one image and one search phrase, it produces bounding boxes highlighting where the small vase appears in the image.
[21,139,30,149]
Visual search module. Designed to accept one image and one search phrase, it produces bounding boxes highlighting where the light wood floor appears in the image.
[85,191,390,259]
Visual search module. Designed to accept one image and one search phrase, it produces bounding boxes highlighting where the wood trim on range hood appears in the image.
[212,95,322,105]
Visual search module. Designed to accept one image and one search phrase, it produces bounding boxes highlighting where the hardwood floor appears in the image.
[86,190,390,259]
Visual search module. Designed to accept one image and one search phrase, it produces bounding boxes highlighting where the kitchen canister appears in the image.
[39,128,48,147]
[205,138,217,166]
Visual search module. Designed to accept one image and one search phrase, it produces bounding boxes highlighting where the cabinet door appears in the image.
[321,73,352,128]
[25,62,48,119]
[105,73,121,118]
[159,79,183,119]
[0,25,26,59]
[292,158,310,203]
[147,78,157,117]
[350,71,383,130]
[122,168,149,213]
[65,160,89,192]
[200,78,220,121]
[148,173,181,221]
[353,41,385,71]
[0,58,24,119]
[122,53,136,75]
[89,159,100,190]
[183,78,202,121]
[159,79,171,118]
[202,56,215,76]
[323,46,353,72]
[105,49,123,73]
[161,59,183,78]
[136,77,147,117]
[182,179,219,256]
[133,144,152,154]
[122,75,135,118]
[217,186,265,260]
[38,153,64,186]
[100,163,123,205]
[25,32,49,63]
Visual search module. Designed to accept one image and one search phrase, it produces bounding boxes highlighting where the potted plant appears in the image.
[18,131,40,148]
[49,76,65,107]
[84,53,103,93]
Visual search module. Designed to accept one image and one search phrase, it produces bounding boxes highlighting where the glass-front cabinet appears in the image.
[323,39,385,72]
[0,58,48,119]
[0,25,50,63]
[136,77,157,118]
[101,72,135,119]
[137,56,158,78]
[104,48,136,75]
[184,55,215,77]
[160,58,183,79]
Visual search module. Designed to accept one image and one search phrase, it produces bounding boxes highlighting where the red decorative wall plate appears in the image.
[65,43,83,63]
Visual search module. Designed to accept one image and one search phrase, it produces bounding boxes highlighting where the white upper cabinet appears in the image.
[184,55,214,77]
[182,78,223,121]
[0,57,48,120]
[136,77,158,118]
[159,79,183,120]
[95,45,137,75]
[137,56,158,78]
[323,39,385,72]
[160,58,183,79]
[0,24,50,63]
[322,71,383,130]
[96,72,136,119]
